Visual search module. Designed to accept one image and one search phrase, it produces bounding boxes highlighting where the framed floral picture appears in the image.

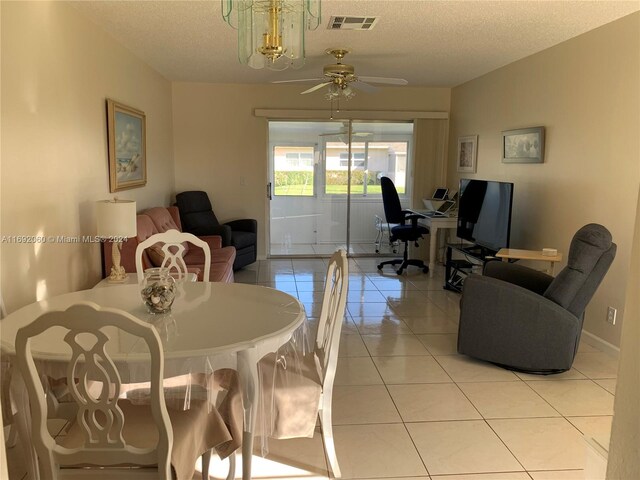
[107,99,147,192]
[457,135,478,173]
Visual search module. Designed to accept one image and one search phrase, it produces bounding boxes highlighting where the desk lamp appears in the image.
[96,199,136,283]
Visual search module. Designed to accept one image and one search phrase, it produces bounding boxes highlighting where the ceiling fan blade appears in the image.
[351,81,379,94]
[301,82,332,95]
[318,131,371,137]
[317,131,349,137]
[358,76,409,85]
[271,78,324,84]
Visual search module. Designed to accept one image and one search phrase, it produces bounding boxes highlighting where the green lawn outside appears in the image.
[274,185,314,196]
[275,184,405,196]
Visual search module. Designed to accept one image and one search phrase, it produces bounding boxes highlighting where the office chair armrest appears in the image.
[401,211,423,228]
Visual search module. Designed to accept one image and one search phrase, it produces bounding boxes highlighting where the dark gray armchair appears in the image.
[457,224,616,374]
[175,191,257,270]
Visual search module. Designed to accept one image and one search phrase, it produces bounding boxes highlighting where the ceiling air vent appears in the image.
[328,16,379,31]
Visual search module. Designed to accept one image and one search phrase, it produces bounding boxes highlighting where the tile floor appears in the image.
[228,257,618,480]
[5,256,619,480]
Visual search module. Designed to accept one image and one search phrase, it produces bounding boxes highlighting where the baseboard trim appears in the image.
[581,329,620,358]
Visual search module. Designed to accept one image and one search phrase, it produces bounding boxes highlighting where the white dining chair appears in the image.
[3,291,84,455]
[312,248,349,478]
[135,229,210,283]
[15,302,225,480]
[214,249,349,479]
[0,406,8,480]
[0,291,17,450]
[1,290,21,451]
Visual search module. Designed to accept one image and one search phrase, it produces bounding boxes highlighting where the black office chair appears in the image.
[377,176,430,275]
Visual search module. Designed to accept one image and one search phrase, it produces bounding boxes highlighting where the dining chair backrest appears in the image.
[0,289,6,319]
[135,229,210,283]
[15,302,173,480]
[1,288,13,449]
[315,249,349,386]
[1,292,11,476]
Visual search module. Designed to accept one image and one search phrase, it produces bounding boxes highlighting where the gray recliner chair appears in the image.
[457,224,616,374]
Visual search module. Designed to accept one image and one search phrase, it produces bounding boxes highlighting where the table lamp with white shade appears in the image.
[96,199,137,283]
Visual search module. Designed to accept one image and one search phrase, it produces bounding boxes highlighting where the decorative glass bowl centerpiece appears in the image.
[140,267,176,314]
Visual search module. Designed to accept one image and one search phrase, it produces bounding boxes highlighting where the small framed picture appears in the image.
[457,135,478,173]
[502,127,545,163]
[107,99,147,192]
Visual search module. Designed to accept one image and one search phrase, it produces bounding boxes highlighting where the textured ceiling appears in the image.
[70,1,640,87]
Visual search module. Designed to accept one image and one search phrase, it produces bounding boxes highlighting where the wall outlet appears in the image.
[607,306,617,325]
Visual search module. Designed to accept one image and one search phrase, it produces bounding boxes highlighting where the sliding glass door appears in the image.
[268,120,413,257]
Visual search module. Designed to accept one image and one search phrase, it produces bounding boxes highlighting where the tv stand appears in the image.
[459,244,497,259]
[444,243,497,293]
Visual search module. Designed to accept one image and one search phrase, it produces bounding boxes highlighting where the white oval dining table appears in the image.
[1,282,306,480]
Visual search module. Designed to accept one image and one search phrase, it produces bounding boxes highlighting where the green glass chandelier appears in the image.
[222,0,321,70]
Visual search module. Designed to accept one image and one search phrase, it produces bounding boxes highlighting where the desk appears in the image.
[414,211,458,277]
[1,282,305,480]
[496,248,563,275]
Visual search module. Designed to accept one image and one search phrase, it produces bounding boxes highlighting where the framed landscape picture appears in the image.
[457,135,478,173]
[107,99,147,192]
[502,126,545,163]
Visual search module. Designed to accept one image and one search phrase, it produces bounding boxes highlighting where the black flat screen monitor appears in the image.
[457,179,514,253]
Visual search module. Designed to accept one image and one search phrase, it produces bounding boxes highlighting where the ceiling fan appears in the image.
[272,48,408,99]
[318,131,372,144]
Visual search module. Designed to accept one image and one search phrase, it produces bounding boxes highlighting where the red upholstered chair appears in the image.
[102,206,236,283]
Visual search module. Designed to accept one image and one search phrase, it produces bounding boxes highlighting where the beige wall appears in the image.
[0,2,175,312]
[607,186,640,478]
[171,83,450,258]
[447,13,640,346]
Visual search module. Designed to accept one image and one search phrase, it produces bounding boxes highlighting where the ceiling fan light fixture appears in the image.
[324,82,340,100]
[222,0,321,70]
[342,84,355,100]
[272,48,408,110]
[324,81,355,101]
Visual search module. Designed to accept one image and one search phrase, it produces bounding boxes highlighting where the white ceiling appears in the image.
[71,1,640,87]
